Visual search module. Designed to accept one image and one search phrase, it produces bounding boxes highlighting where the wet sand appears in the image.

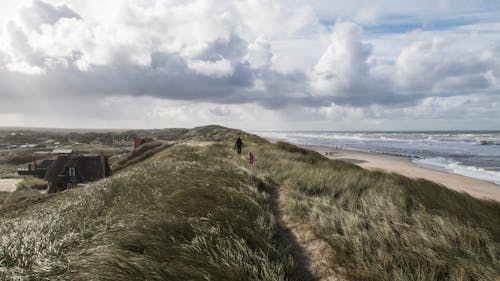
[302,144,500,202]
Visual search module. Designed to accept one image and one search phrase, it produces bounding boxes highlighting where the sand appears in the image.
[301,145,500,202]
[0,178,22,192]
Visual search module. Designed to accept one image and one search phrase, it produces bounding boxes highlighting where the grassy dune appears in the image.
[254,142,500,281]
[0,126,499,280]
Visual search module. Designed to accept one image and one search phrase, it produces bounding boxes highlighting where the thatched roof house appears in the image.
[44,155,111,193]
[17,159,55,178]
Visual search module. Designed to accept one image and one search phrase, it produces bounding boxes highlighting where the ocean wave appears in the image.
[414,157,500,185]
[254,131,500,145]
[476,140,500,146]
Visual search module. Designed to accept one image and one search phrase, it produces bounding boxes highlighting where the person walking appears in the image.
[235,136,243,154]
[248,151,255,169]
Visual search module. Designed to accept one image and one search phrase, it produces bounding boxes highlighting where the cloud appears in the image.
[310,22,373,97]
[0,0,499,129]
[19,0,81,31]
[395,37,498,96]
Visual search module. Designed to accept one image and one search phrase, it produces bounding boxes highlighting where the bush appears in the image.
[0,191,9,205]
[2,186,43,206]
[17,177,48,190]
[3,150,47,165]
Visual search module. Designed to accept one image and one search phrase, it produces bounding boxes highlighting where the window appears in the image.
[69,167,76,177]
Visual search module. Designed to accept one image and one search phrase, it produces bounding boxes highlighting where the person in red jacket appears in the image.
[248,151,255,169]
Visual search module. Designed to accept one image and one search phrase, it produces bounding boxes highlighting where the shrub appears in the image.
[17,177,48,190]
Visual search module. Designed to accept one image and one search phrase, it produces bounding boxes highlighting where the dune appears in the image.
[304,145,500,202]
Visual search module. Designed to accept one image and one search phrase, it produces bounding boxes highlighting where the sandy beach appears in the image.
[0,178,22,192]
[300,144,500,202]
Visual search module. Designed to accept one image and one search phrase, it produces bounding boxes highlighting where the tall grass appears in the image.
[0,135,302,280]
[1,127,498,281]
[251,141,500,281]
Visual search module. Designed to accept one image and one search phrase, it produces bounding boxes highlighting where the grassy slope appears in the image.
[254,142,500,281]
[0,127,303,280]
[0,126,499,281]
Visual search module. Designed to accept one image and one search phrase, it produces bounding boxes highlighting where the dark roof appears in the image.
[44,155,110,183]
[35,159,55,169]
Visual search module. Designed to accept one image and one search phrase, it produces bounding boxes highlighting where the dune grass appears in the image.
[251,141,500,281]
[0,130,302,280]
[0,191,9,205]
[0,126,498,280]
[16,177,48,190]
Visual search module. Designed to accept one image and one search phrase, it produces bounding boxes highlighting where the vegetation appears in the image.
[253,141,500,281]
[0,126,498,281]
[0,128,302,280]
[111,141,169,171]
[16,177,48,190]
[0,150,47,165]
[1,186,44,209]
[0,191,9,205]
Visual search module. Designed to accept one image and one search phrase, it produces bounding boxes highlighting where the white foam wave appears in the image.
[414,157,500,185]
[254,131,500,145]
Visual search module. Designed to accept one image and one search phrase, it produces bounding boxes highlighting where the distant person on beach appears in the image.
[235,136,243,154]
[248,152,255,168]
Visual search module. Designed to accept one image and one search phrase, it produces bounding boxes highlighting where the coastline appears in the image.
[299,144,500,202]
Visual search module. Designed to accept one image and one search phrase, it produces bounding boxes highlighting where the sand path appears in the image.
[270,186,343,281]
[305,145,500,202]
[0,179,22,192]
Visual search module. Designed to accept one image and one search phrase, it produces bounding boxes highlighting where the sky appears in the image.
[0,0,499,130]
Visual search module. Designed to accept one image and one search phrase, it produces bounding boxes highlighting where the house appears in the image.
[33,151,52,156]
[19,144,39,149]
[44,155,111,193]
[17,159,55,178]
[121,147,134,155]
[52,149,74,155]
[90,139,103,146]
[134,137,154,149]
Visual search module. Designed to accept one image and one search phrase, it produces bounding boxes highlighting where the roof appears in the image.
[20,144,39,148]
[35,159,55,169]
[33,151,52,155]
[44,155,110,183]
[52,149,73,154]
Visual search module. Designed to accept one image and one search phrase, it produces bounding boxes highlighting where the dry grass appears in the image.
[0,127,498,281]
[16,177,48,190]
[0,130,302,280]
[252,141,500,281]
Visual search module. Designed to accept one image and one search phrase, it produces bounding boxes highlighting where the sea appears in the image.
[254,131,500,185]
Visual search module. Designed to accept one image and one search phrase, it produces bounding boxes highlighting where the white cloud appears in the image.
[0,0,499,129]
[310,21,373,96]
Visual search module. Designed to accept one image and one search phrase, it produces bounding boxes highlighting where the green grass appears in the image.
[0,127,498,281]
[16,177,48,190]
[0,191,9,205]
[0,151,21,178]
[0,130,302,280]
[252,141,500,281]
[0,149,47,165]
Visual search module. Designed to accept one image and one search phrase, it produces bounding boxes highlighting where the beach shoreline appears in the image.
[264,136,500,202]
[297,143,500,202]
